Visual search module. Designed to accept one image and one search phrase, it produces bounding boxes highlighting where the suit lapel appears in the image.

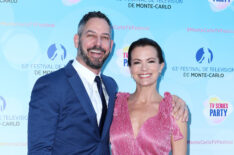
[64,61,99,130]
[101,74,116,138]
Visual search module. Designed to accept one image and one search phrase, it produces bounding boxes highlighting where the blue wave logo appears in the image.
[196,47,213,64]
[0,96,6,112]
[47,43,67,61]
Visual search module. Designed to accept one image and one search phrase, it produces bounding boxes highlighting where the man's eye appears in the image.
[87,34,95,37]
[102,36,110,40]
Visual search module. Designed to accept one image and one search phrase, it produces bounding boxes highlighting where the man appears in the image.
[28,11,188,155]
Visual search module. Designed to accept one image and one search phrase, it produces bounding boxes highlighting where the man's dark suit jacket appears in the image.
[28,60,118,155]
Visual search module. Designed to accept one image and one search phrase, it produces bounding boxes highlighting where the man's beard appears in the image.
[78,40,110,69]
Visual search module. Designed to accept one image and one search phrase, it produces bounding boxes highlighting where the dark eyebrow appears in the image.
[84,30,96,35]
[147,57,157,60]
[85,30,110,37]
[132,57,156,61]
[132,58,141,61]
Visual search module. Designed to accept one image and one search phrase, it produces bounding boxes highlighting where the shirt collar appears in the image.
[72,59,101,84]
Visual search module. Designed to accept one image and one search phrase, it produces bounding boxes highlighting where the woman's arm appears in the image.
[171,119,187,155]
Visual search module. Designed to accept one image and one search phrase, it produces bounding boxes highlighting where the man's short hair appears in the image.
[78,11,113,38]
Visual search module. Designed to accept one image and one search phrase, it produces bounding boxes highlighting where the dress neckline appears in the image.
[124,93,164,140]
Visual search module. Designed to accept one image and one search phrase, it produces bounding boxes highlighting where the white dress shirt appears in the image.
[72,59,109,125]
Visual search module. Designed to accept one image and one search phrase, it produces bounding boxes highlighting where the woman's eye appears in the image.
[148,60,155,63]
[133,61,140,65]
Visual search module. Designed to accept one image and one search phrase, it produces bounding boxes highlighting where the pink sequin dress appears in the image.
[110,92,183,155]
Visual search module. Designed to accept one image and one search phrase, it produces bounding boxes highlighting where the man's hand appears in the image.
[172,95,189,122]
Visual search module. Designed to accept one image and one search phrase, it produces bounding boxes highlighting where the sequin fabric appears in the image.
[110,92,183,155]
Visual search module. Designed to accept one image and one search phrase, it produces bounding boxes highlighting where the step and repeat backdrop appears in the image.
[0,0,234,154]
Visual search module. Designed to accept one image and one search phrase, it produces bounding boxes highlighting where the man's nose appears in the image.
[94,36,102,47]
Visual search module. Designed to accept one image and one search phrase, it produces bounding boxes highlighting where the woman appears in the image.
[110,38,187,155]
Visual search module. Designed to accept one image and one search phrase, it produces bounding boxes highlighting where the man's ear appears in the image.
[109,40,114,53]
[74,34,79,48]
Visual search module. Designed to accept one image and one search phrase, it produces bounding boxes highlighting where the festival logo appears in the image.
[20,43,66,77]
[62,0,82,6]
[208,0,233,11]
[203,96,233,124]
[196,47,213,64]
[120,0,183,10]
[0,96,6,112]
[116,46,130,76]
[47,43,67,61]
[171,46,233,78]
[0,97,28,126]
